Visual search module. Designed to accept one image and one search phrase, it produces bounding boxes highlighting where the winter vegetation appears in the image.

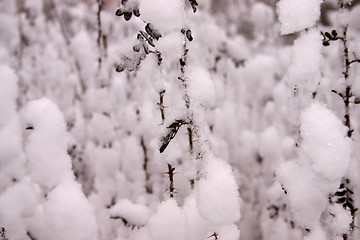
[0,0,360,239]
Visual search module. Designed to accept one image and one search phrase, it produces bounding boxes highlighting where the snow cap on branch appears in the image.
[278,0,323,35]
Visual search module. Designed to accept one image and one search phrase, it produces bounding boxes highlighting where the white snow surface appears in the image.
[139,0,185,34]
[278,0,323,34]
[24,98,73,189]
[187,66,215,109]
[287,30,322,126]
[277,102,351,229]
[300,102,351,183]
[109,199,150,226]
[196,155,241,224]
[43,179,98,240]
[148,198,186,240]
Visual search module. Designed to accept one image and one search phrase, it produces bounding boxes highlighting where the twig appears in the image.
[163,164,176,198]
[140,136,152,193]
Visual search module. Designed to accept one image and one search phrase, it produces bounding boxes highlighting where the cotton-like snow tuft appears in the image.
[187,66,215,109]
[148,198,186,240]
[24,98,73,189]
[277,0,323,34]
[196,156,241,224]
[139,0,185,34]
[43,180,97,240]
[109,199,151,226]
[300,102,351,183]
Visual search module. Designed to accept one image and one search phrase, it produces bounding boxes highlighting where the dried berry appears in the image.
[124,12,132,21]
[133,9,140,17]
[116,64,125,72]
[115,8,124,16]
[186,29,193,41]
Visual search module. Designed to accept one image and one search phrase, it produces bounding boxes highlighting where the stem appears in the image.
[178,38,194,153]
[339,24,352,137]
[158,90,166,124]
[140,136,152,193]
[97,0,103,70]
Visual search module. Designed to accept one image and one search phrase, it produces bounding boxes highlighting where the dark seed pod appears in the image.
[179,58,186,66]
[325,32,332,39]
[332,30,338,37]
[143,43,150,54]
[336,197,347,204]
[323,41,330,46]
[116,64,125,72]
[137,34,144,41]
[181,28,186,34]
[124,12,132,21]
[335,190,347,196]
[186,29,193,41]
[133,44,141,52]
[115,8,124,16]
[145,23,161,40]
[133,8,140,17]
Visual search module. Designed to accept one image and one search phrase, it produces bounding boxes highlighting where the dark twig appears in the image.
[97,0,104,70]
[140,136,152,193]
[159,119,187,153]
[163,164,176,198]
[157,90,166,124]
[208,232,218,240]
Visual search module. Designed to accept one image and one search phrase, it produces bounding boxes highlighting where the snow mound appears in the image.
[109,198,150,226]
[278,0,323,34]
[196,156,241,224]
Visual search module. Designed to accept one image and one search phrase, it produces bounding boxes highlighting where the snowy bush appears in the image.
[1,0,360,240]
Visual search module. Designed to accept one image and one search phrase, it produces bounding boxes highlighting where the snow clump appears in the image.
[278,0,323,34]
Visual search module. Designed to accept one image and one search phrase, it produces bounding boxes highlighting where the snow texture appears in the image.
[187,66,215,109]
[300,103,351,183]
[0,179,39,240]
[24,98,73,189]
[139,0,185,34]
[287,30,322,126]
[43,180,97,240]
[196,155,241,224]
[109,199,150,226]
[148,198,186,240]
[278,0,323,34]
[277,102,351,229]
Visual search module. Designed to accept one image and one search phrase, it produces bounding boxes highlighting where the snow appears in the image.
[109,199,150,226]
[0,179,39,240]
[196,155,241,224]
[250,2,274,30]
[43,179,97,240]
[277,0,323,34]
[148,198,186,240]
[187,66,215,109]
[276,161,326,228]
[24,98,73,189]
[0,65,18,126]
[277,102,352,229]
[139,0,186,34]
[287,30,322,126]
[156,32,183,64]
[300,102,351,184]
